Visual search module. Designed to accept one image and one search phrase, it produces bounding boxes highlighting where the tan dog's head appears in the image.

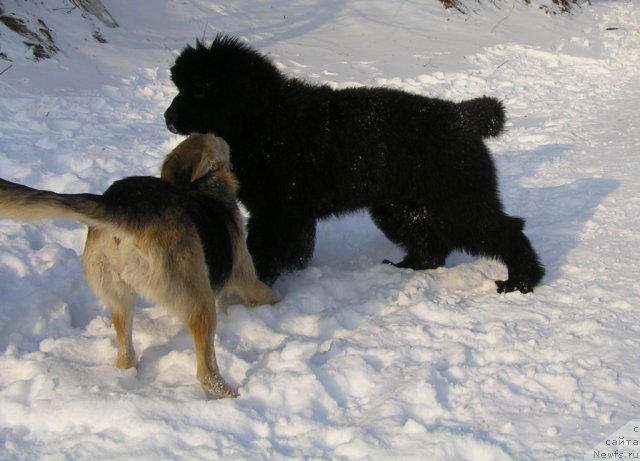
[161,134,236,192]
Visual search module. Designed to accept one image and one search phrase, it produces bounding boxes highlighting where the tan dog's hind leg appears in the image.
[109,295,136,369]
[188,303,238,399]
[83,229,137,369]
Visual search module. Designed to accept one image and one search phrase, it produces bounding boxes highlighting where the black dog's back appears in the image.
[266,84,506,216]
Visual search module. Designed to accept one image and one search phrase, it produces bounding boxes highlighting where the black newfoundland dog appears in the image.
[165,35,544,293]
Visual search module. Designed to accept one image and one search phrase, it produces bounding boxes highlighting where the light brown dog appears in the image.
[0,134,278,398]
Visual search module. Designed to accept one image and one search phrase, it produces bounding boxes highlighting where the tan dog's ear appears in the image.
[161,134,232,183]
[191,136,231,182]
[190,155,215,182]
[191,156,228,182]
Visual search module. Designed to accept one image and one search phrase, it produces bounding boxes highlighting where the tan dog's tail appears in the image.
[0,178,112,228]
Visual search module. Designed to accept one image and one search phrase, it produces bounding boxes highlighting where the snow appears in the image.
[0,0,639,459]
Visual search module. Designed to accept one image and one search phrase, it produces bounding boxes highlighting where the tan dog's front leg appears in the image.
[240,280,280,307]
[232,239,280,306]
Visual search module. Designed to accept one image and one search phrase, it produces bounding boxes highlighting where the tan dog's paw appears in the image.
[201,373,238,399]
[243,282,280,307]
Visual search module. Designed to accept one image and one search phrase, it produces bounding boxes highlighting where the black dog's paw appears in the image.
[383,258,419,269]
[383,258,400,267]
[383,256,445,271]
[495,279,534,294]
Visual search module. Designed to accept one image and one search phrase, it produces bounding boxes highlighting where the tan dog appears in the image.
[0,134,278,398]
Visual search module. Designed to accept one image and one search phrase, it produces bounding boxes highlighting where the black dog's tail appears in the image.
[457,96,506,138]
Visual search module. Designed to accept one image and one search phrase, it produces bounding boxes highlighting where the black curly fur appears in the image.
[165,34,545,293]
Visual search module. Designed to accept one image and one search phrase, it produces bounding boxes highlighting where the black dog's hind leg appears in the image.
[490,216,545,294]
[434,204,545,294]
[246,213,317,285]
[370,202,453,270]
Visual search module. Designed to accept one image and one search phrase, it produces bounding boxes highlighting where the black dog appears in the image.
[165,35,544,293]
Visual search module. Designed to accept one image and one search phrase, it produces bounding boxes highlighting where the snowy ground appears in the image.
[0,1,639,460]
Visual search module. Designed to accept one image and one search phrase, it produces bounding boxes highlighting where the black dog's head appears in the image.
[165,35,284,138]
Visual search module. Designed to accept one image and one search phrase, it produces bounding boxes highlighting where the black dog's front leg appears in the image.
[246,213,317,285]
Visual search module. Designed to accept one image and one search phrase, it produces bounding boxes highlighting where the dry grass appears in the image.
[0,14,58,60]
[439,0,587,14]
